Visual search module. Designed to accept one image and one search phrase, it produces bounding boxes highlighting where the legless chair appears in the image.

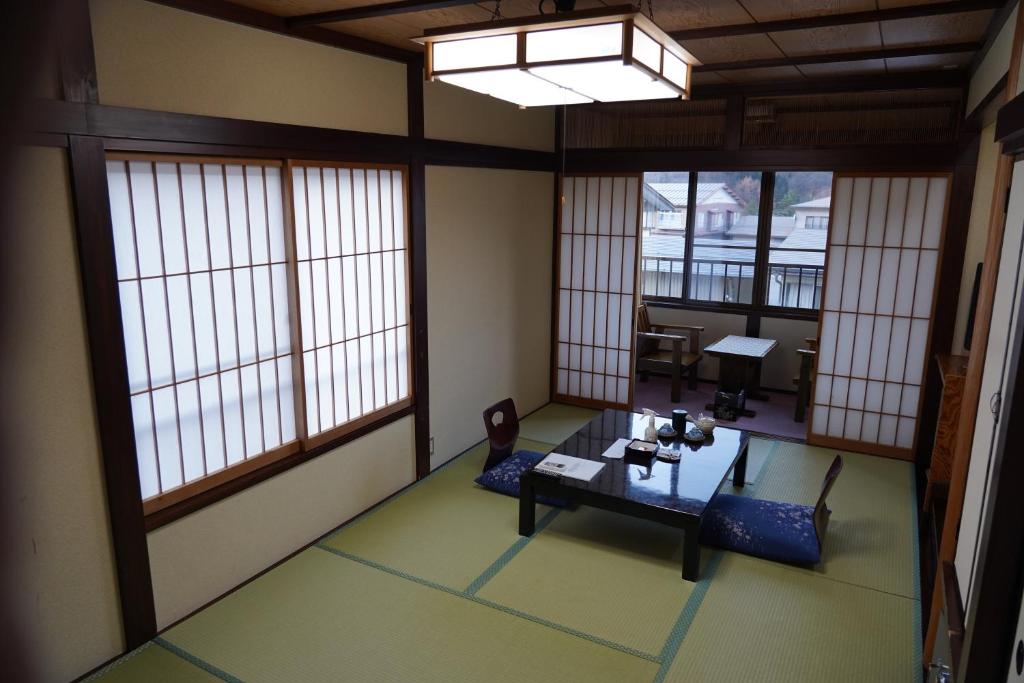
[700,455,844,566]
[482,398,520,472]
[793,337,818,423]
[635,303,704,402]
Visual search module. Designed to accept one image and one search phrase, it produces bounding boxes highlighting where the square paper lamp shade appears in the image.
[418,10,698,107]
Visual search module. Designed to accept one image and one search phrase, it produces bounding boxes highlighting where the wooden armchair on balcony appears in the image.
[793,337,817,423]
[635,303,704,403]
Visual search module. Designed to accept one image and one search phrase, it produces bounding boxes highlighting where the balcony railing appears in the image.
[640,256,824,310]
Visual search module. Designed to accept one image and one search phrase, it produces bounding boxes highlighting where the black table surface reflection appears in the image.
[518,409,750,581]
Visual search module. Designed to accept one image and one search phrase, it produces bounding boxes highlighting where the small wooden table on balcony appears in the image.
[703,335,779,417]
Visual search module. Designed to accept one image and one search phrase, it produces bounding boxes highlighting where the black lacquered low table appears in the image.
[519,409,749,581]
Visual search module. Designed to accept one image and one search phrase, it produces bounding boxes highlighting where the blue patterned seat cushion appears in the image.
[474,450,568,507]
[700,494,821,566]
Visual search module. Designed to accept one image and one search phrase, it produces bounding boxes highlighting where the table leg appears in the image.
[519,475,536,536]
[732,441,748,487]
[682,524,701,581]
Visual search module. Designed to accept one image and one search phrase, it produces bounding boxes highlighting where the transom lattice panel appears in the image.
[809,173,950,459]
[554,175,642,410]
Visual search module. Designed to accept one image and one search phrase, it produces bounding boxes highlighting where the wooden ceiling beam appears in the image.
[697,42,982,73]
[287,0,481,27]
[671,0,1002,40]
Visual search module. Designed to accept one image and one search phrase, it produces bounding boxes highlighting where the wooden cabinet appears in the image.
[924,354,969,510]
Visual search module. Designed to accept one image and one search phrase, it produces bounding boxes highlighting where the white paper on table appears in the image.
[600,438,632,459]
[535,453,605,482]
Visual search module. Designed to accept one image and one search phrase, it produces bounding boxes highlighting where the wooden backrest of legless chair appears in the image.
[636,304,659,357]
[482,398,520,472]
[637,303,652,333]
[813,455,844,550]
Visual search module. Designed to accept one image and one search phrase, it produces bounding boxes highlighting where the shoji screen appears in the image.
[809,174,950,458]
[290,163,412,449]
[554,175,642,410]
[107,156,298,510]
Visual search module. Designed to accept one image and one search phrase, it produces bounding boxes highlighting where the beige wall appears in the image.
[148,417,414,627]
[5,147,124,682]
[424,80,555,152]
[967,5,1018,113]
[90,0,407,135]
[426,166,554,469]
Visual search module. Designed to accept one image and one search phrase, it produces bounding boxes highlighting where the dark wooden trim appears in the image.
[29,99,558,171]
[749,171,776,313]
[144,405,416,530]
[147,0,417,63]
[66,136,157,648]
[565,145,960,173]
[408,56,431,479]
[643,298,820,323]
[965,72,1008,131]
[289,0,478,26]
[670,0,1002,40]
[549,108,564,404]
[422,138,556,171]
[959,287,1024,682]
[697,42,981,73]
[692,70,968,100]
[57,0,98,103]
[996,87,1024,154]
[723,95,743,151]
[422,4,636,38]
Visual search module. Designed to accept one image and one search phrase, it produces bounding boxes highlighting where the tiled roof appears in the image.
[646,182,740,207]
[791,196,832,209]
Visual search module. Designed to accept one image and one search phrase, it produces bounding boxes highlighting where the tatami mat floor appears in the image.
[86,403,920,682]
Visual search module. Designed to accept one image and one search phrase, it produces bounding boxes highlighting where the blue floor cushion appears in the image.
[700,494,821,566]
[474,450,568,507]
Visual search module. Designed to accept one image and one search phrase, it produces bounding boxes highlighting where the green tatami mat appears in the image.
[321,437,557,590]
[518,403,600,446]
[162,548,659,683]
[662,552,917,683]
[86,641,223,683]
[477,507,698,656]
[726,436,776,486]
[750,442,917,599]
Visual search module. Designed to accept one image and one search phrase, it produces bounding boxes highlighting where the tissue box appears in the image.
[624,439,659,464]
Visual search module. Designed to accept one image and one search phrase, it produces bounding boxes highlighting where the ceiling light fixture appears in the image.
[414,5,700,108]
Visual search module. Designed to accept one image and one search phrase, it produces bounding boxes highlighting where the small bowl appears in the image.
[688,415,717,435]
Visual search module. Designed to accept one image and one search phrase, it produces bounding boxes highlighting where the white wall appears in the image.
[426,166,554,469]
[5,147,125,682]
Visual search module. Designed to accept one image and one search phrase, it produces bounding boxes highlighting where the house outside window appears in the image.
[640,170,832,314]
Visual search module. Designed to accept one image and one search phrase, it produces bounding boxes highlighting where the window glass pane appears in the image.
[640,171,689,299]
[690,171,761,305]
[766,171,832,310]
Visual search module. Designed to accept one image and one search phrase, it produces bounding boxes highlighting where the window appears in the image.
[690,171,761,305]
[641,172,688,299]
[106,155,411,513]
[766,172,832,311]
[639,170,832,314]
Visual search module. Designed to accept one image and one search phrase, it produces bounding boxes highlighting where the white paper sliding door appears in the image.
[809,173,950,459]
[554,175,642,410]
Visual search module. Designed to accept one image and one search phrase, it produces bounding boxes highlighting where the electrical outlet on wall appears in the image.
[429,437,434,456]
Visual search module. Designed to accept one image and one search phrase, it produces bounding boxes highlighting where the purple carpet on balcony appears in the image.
[632,376,806,442]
